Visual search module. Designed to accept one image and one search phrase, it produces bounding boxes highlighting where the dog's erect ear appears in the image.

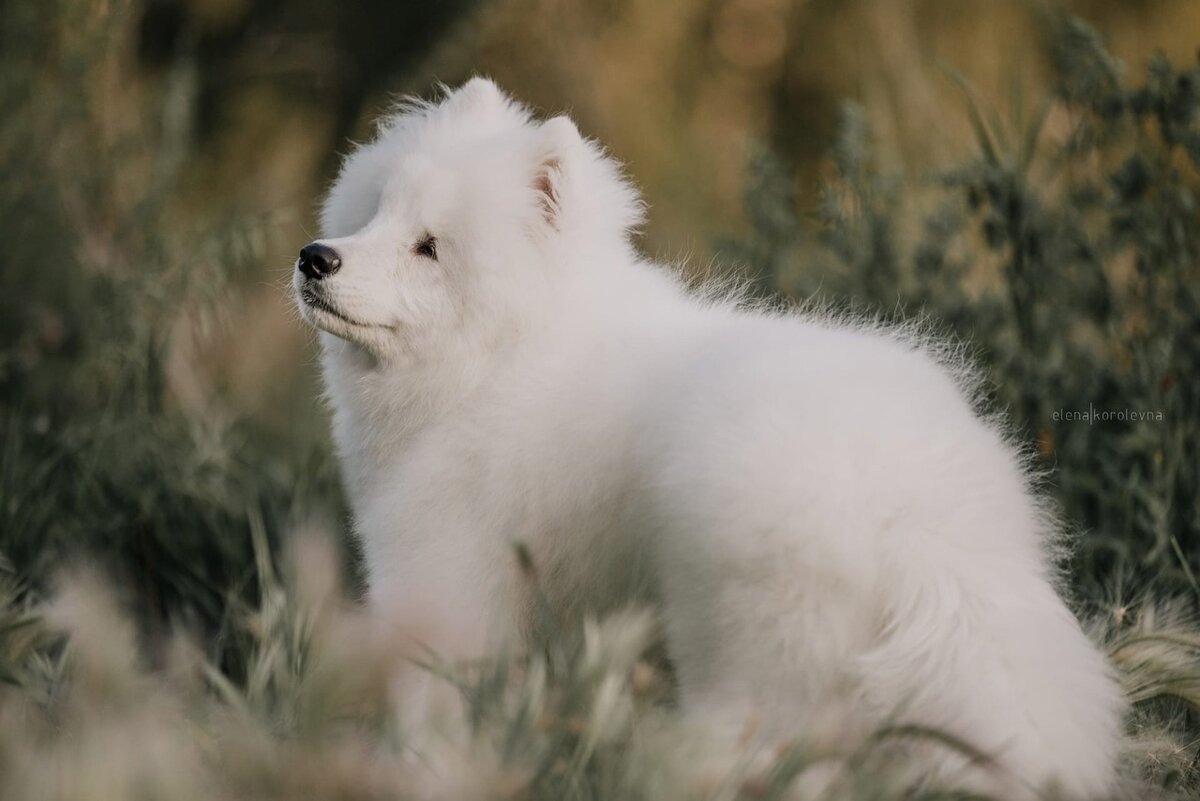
[450,77,507,113]
[533,116,580,230]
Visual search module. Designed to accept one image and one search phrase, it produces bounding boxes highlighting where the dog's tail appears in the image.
[856,552,1126,798]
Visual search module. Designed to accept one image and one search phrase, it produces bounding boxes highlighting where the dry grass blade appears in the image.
[939,62,1003,166]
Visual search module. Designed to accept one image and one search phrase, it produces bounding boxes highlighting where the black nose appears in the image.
[297,242,342,280]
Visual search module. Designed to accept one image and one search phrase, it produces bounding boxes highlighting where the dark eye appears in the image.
[414,235,438,260]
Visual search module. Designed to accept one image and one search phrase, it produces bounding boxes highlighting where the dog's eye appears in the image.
[414,235,438,260]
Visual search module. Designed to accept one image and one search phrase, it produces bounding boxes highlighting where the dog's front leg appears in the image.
[363,517,523,755]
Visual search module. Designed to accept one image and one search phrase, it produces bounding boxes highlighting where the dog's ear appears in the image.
[533,116,581,230]
[450,77,508,114]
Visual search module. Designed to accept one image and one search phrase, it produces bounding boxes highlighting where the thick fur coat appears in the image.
[294,78,1124,798]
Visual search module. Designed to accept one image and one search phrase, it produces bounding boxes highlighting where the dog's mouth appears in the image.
[299,287,388,331]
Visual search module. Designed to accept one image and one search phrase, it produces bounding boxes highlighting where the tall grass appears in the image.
[1,3,1199,799]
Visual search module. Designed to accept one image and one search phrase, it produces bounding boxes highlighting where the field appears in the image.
[1,1,1198,798]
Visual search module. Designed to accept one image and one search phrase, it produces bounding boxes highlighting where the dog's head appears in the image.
[293,78,643,363]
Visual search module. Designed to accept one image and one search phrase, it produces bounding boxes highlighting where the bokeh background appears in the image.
[14,0,1198,426]
[2,1,1200,797]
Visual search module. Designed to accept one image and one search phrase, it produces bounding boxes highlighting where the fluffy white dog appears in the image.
[294,78,1124,798]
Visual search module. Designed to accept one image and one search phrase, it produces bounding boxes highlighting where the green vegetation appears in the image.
[1,3,1198,799]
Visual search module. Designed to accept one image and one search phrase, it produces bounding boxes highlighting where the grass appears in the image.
[1,3,1199,799]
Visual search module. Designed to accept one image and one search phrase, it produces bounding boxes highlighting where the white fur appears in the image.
[294,78,1125,798]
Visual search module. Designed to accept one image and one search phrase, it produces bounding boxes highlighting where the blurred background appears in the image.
[11,0,1198,421]
[1,0,1198,663]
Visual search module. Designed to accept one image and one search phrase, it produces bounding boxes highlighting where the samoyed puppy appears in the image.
[293,78,1123,797]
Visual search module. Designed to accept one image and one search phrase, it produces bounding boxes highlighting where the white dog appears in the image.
[294,78,1123,797]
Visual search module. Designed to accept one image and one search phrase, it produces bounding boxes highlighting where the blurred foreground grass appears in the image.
[4,528,1200,800]
[1,3,1199,799]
